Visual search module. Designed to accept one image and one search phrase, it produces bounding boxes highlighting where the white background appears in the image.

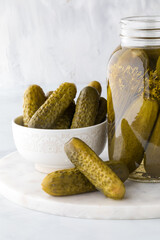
[1,0,160,91]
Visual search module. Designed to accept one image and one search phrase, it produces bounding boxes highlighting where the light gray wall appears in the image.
[1,0,160,90]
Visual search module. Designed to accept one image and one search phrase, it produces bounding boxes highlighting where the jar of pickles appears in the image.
[107,16,160,181]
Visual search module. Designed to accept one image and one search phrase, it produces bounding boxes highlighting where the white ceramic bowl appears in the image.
[12,116,107,173]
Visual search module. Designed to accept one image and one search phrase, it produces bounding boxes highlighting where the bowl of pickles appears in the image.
[12,81,107,173]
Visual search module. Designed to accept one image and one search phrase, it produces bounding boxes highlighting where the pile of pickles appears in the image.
[23,81,128,200]
[107,47,160,177]
[23,81,107,130]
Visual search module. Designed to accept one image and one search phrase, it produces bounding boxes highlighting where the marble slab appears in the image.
[0,152,160,220]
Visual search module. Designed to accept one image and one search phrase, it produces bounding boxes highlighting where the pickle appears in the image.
[64,138,125,200]
[52,101,75,129]
[95,97,107,124]
[144,114,160,177]
[144,48,160,71]
[107,160,129,183]
[108,48,149,129]
[46,91,53,98]
[117,48,149,69]
[107,83,115,142]
[28,82,77,129]
[41,161,129,196]
[88,81,102,95]
[107,84,115,124]
[71,86,99,129]
[156,56,160,78]
[109,96,159,173]
[23,85,46,127]
[121,119,144,173]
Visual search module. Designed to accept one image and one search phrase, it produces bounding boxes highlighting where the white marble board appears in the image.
[0,151,160,220]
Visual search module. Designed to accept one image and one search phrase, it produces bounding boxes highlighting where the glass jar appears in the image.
[107,16,160,182]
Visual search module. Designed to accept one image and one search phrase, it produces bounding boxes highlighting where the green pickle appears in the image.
[145,114,160,177]
[42,161,129,196]
[109,96,159,173]
[71,86,99,128]
[51,101,75,129]
[156,56,160,78]
[95,97,107,124]
[28,82,77,129]
[144,48,160,72]
[23,85,46,127]
[108,48,150,131]
[64,138,125,200]
[88,81,102,95]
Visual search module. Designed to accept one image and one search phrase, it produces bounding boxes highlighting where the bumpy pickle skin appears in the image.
[64,138,125,200]
[41,161,129,196]
[109,96,159,173]
[95,97,107,124]
[23,85,46,127]
[88,81,102,95]
[28,82,77,129]
[51,101,75,129]
[144,114,160,177]
[71,86,99,129]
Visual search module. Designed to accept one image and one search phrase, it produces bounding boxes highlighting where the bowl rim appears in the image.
[12,115,107,132]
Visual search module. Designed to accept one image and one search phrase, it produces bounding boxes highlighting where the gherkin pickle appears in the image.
[64,138,125,200]
[28,82,77,129]
[41,161,129,196]
[71,86,99,129]
[144,114,160,177]
[88,81,102,95]
[144,48,160,72]
[23,85,46,127]
[108,48,150,131]
[95,97,107,124]
[156,56,160,78]
[51,101,75,129]
[109,96,159,173]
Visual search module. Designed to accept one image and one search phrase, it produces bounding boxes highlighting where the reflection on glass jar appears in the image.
[107,16,160,181]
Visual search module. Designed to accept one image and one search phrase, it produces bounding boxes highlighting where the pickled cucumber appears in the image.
[23,85,46,127]
[88,81,102,95]
[144,113,160,177]
[144,48,160,71]
[71,86,99,128]
[107,84,115,142]
[28,82,77,129]
[42,161,129,196]
[109,96,159,173]
[51,101,75,129]
[108,48,149,129]
[64,138,125,200]
[156,56,160,78]
[95,97,107,124]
